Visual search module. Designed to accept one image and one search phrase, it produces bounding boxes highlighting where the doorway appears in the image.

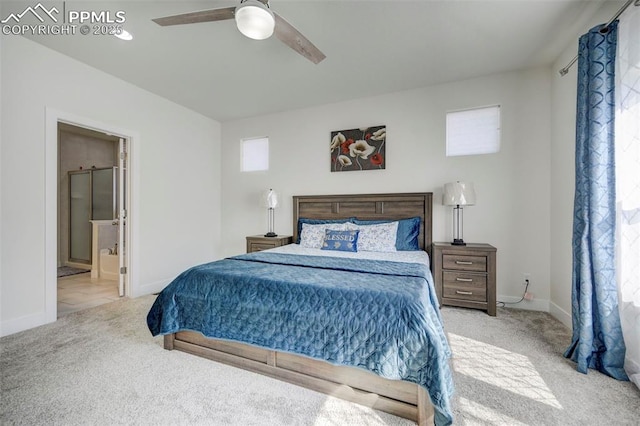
[49,117,131,318]
[57,123,125,316]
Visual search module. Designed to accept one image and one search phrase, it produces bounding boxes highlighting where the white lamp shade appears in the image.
[443,182,476,206]
[262,189,279,209]
[235,0,275,40]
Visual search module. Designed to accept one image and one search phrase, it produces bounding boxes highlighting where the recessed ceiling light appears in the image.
[115,30,133,41]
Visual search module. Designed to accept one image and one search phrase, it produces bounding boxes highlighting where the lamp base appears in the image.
[264,232,278,237]
[451,239,466,246]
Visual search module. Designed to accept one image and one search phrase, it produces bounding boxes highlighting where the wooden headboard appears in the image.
[292,192,433,256]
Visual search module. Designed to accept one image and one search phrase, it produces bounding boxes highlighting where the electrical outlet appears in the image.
[523,273,531,285]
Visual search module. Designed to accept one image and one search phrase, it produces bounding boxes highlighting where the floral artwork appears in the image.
[330,125,386,172]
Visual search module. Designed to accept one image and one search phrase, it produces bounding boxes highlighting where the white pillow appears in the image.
[345,221,398,252]
[300,223,348,248]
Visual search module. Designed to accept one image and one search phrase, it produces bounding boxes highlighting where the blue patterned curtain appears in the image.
[563,22,628,381]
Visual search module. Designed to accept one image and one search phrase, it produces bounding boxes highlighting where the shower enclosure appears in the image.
[68,167,118,264]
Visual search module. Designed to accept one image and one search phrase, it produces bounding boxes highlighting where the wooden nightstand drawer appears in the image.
[250,243,277,252]
[443,271,487,287]
[443,272,487,302]
[443,254,487,272]
[246,235,293,253]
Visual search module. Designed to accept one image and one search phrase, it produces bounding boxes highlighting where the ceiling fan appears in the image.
[152,0,326,64]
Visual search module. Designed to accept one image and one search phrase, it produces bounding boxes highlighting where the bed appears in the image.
[147,192,453,425]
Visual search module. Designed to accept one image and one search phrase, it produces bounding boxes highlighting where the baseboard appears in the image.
[1,278,170,336]
[0,311,52,337]
[64,261,91,270]
[549,301,572,329]
[133,278,171,298]
[497,294,549,312]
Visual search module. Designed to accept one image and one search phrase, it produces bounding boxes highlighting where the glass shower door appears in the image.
[92,167,116,220]
[69,171,91,263]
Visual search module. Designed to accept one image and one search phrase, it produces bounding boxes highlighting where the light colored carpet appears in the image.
[1,296,638,425]
[441,307,640,425]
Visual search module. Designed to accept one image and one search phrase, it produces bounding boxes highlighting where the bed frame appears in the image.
[164,192,435,425]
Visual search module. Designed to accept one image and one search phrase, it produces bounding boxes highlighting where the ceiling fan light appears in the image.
[114,29,133,41]
[235,0,275,40]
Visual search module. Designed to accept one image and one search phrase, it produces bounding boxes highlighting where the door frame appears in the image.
[45,108,139,323]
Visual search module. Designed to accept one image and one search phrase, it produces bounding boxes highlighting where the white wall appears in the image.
[221,68,552,309]
[549,0,623,328]
[0,35,222,336]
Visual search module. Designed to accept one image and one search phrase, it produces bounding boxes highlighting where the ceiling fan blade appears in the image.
[273,13,326,64]
[152,7,235,26]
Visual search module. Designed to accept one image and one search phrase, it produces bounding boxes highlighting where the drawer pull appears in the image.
[456,277,473,282]
[456,290,473,295]
[455,261,473,265]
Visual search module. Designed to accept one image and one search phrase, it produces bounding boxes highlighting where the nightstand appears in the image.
[246,235,293,253]
[431,242,497,316]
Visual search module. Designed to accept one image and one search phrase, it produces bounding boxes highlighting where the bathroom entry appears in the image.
[58,122,129,298]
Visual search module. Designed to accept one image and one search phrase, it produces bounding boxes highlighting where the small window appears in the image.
[446,105,501,156]
[241,137,269,172]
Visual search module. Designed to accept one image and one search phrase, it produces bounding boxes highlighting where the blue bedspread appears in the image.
[147,252,454,425]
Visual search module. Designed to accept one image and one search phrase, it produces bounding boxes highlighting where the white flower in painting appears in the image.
[359,127,369,132]
[338,155,352,166]
[330,132,346,150]
[370,128,386,140]
[349,140,375,159]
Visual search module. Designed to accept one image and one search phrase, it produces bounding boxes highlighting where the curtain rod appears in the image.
[559,0,639,76]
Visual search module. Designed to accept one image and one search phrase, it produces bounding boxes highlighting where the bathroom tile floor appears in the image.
[57,272,121,317]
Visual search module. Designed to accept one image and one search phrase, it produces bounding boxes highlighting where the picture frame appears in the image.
[330,125,386,172]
